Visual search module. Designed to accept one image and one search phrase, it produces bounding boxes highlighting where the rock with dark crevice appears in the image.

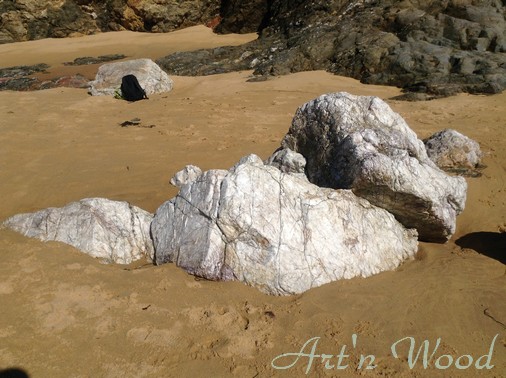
[88,58,174,97]
[151,154,419,295]
[281,92,468,243]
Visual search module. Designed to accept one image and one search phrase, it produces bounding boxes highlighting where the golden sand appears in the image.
[0,25,504,377]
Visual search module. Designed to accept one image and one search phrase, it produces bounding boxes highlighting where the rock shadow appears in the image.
[456,232,506,265]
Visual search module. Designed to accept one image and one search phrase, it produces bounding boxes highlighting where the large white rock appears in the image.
[152,169,231,279]
[2,198,154,264]
[88,58,174,97]
[281,92,467,242]
[151,154,419,295]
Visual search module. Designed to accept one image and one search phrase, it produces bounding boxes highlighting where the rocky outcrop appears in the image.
[281,92,467,242]
[63,54,126,66]
[88,58,173,97]
[3,1,504,97]
[157,0,506,97]
[424,129,483,176]
[2,198,154,264]
[0,0,100,44]
[0,0,221,44]
[0,63,89,91]
[151,154,419,295]
[114,0,221,33]
[214,0,269,34]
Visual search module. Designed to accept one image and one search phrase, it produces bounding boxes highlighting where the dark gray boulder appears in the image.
[157,0,506,97]
[214,0,269,34]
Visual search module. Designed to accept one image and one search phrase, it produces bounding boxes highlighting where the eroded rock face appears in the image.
[214,0,269,34]
[281,92,467,242]
[2,198,154,264]
[4,1,504,97]
[0,0,100,44]
[157,0,506,97]
[151,154,419,295]
[88,58,173,97]
[424,129,483,175]
[0,0,221,44]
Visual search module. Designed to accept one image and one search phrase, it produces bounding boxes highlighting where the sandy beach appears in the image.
[0,26,504,377]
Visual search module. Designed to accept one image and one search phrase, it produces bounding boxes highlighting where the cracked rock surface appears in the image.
[151,154,418,295]
[282,92,467,242]
[2,198,154,264]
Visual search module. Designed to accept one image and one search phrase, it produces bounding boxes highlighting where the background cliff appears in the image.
[1,0,505,97]
[0,0,223,43]
[159,0,506,97]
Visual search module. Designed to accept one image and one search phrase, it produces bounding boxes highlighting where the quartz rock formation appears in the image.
[281,92,467,242]
[170,165,203,188]
[88,59,173,97]
[424,129,483,175]
[2,198,154,264]
[264,147,307,180]
[152,169,230,280]
[151,154,419,295]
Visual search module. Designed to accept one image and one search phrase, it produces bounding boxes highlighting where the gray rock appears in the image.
[282,92,467,243]
[63,54,127,66]
[2,198,154,264]
[424,129,483,175]
[157,0,506,98]
[88,59,174,97]
[152,155,419,295]
[265,147,307,180]
[152,169,230,279]
[214,0,269,34]
[170,165,203,188]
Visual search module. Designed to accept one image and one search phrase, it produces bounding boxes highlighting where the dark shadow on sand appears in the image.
[456,232,506,265]
[0,368,30,378]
